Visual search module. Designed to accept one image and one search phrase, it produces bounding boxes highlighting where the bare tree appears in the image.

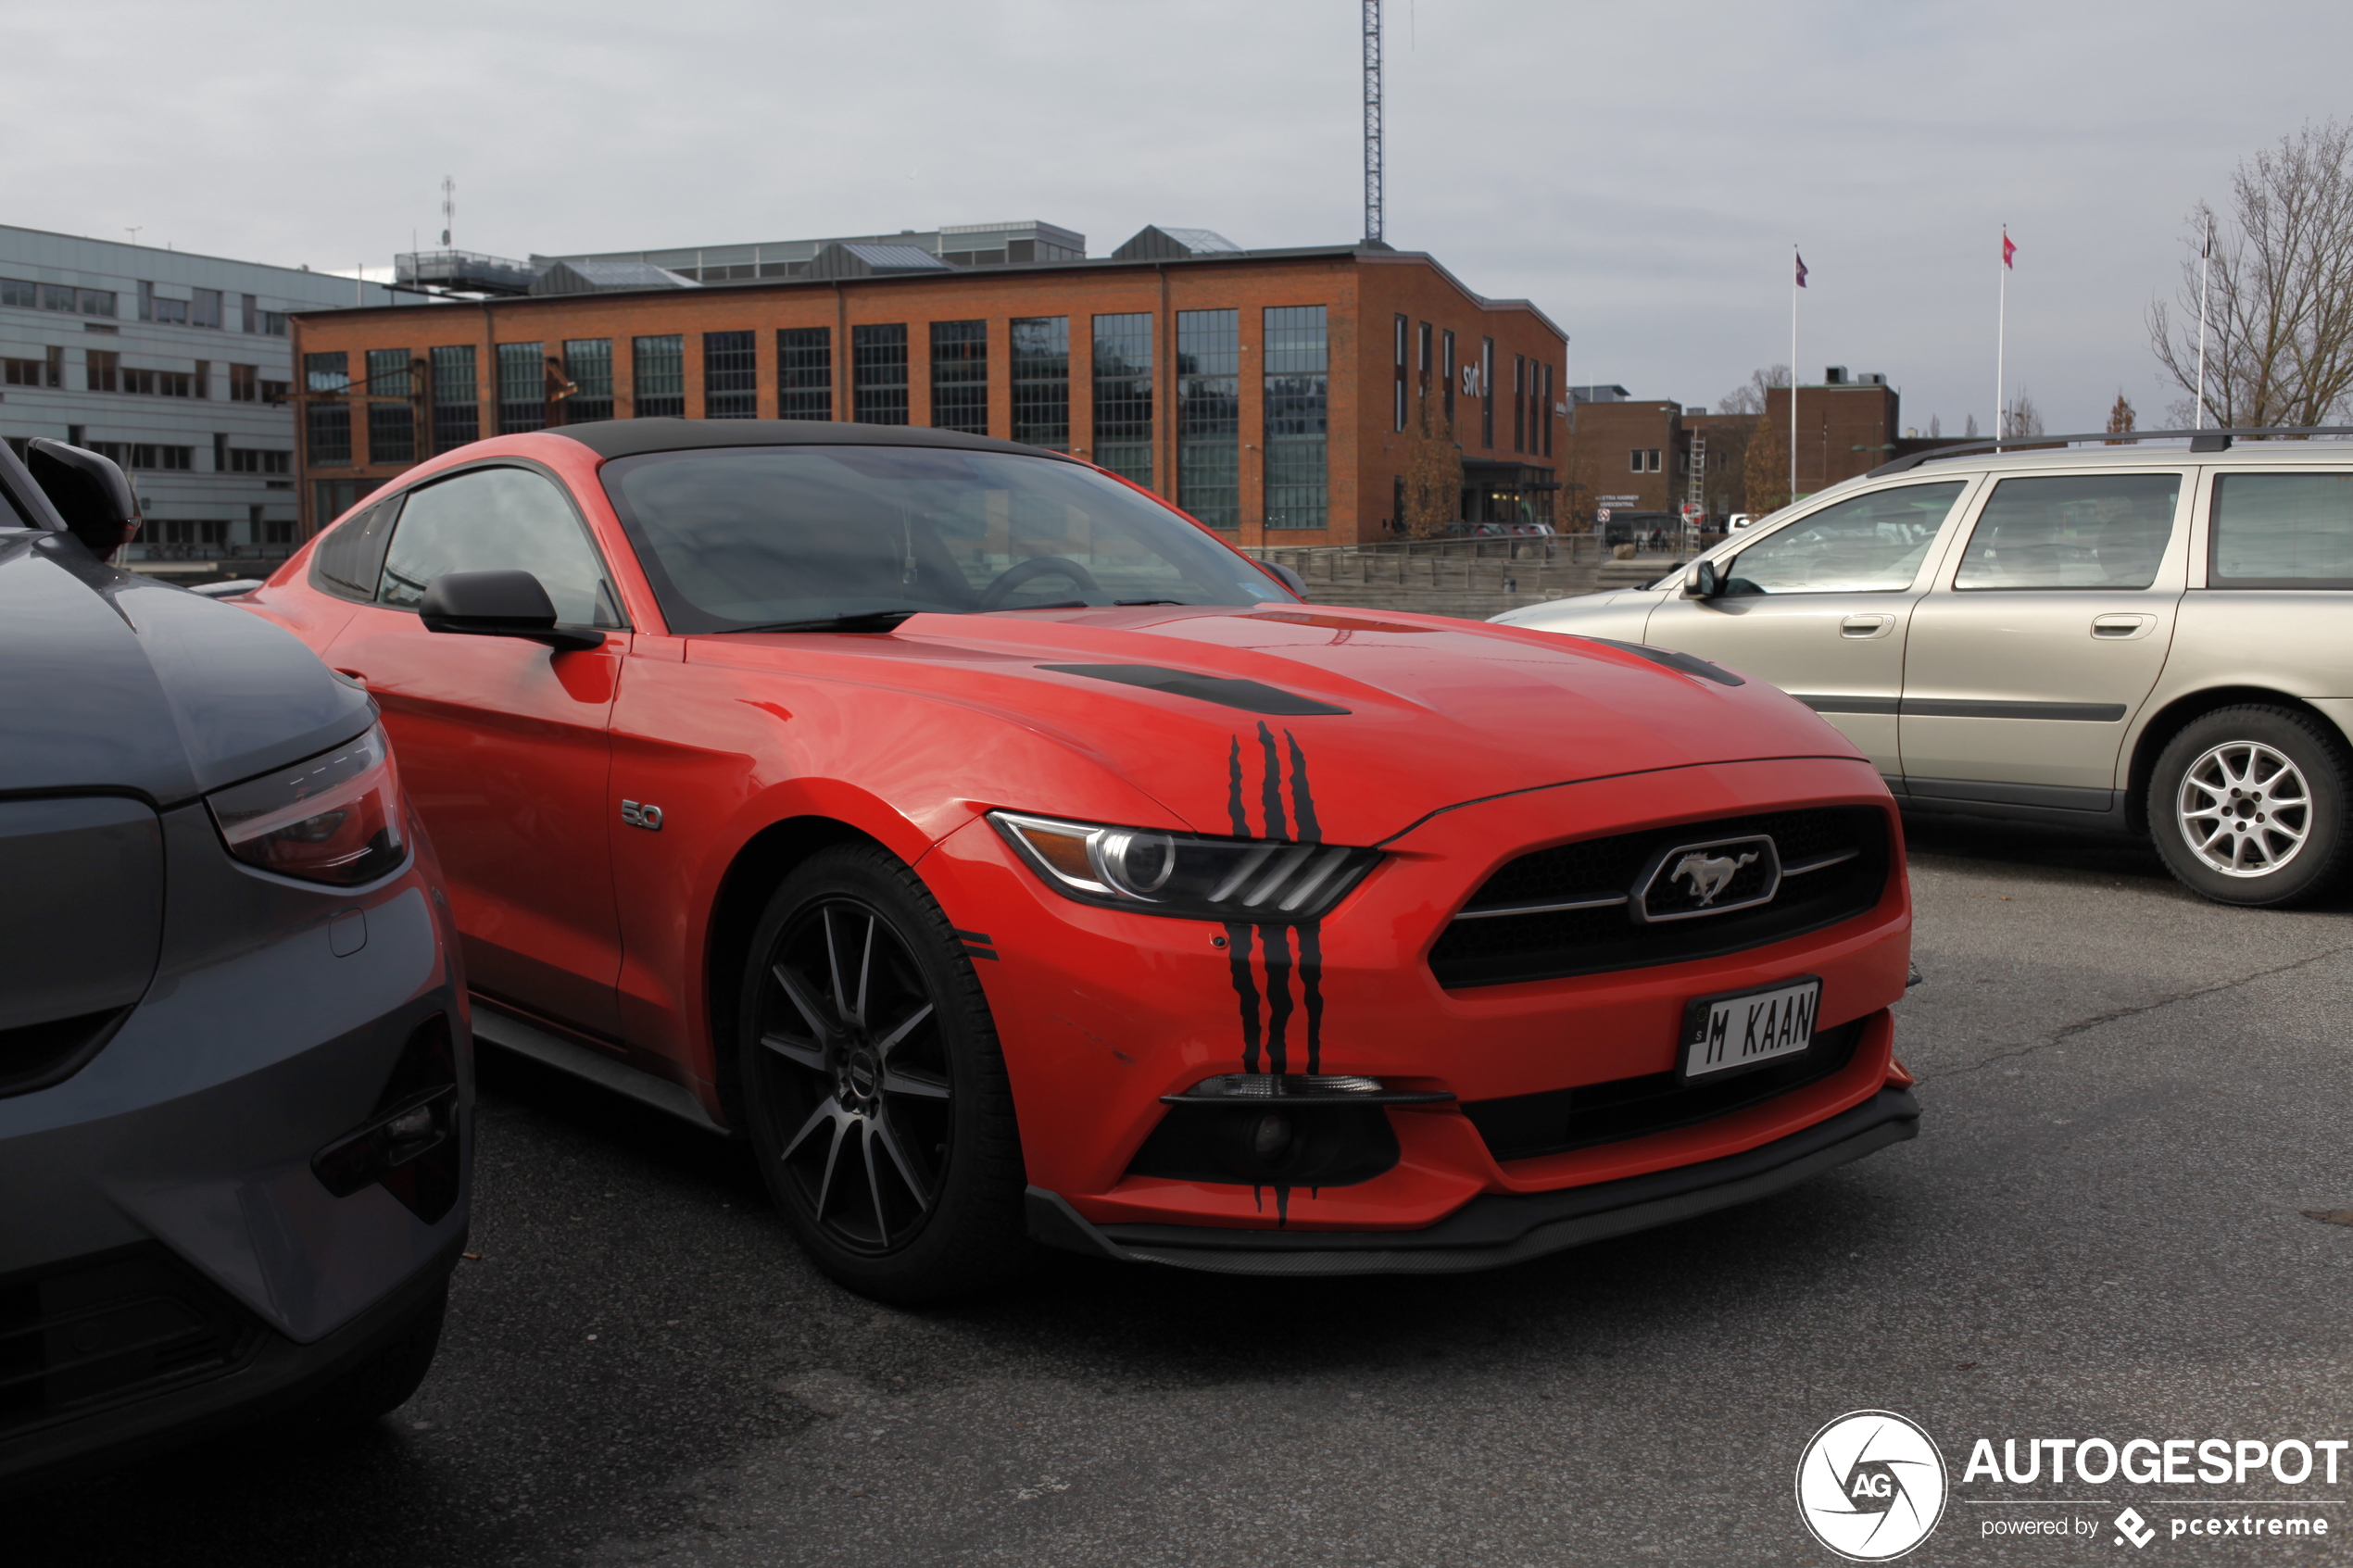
[2001,390,2045,439]
[1743,413,1790,515]
[1401,401,1462,538]
[1718,364,1791,417]
[1963,413,1979,439]
[2149,119,2353,428]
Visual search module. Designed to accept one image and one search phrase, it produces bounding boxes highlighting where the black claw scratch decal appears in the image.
[1221,722,1331,1224]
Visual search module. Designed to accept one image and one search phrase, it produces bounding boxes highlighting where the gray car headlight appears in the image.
[207,722,408,885]
[988,811,1378,922]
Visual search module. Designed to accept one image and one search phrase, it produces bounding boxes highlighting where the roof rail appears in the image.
[1866,425,2353,479]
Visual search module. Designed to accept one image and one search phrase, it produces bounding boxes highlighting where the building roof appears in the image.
[531,258,698,295]
[1112,226,1243,261]
[810,243,953,279]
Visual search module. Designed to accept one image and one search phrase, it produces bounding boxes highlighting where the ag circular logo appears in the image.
[1795,1410,1948,1561]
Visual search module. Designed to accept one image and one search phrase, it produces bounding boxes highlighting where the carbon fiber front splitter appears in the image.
[1026,1085,1919,1277]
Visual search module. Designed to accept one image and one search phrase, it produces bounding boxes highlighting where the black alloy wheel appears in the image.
[737,845,1028,1301]
[2148,704,2352,908]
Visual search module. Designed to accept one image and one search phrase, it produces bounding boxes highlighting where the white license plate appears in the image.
[1679,977,1822,1082]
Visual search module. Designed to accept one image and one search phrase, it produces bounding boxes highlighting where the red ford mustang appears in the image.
[237,420,1916,1299]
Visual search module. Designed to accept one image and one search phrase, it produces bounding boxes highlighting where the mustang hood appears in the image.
[791,605,1869,845]
[0,532,375,803]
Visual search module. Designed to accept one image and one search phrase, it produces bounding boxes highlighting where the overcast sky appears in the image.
[14,1,2353,435]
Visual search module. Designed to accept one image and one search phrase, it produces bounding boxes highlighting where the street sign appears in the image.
[1596,508,1612,523]
[1680,502,1703,521]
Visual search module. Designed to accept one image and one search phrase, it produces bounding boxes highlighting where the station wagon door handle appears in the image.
[1839,614,1894,639]
[2091,614,2157,640]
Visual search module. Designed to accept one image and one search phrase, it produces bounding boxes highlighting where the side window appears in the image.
[376,466,623,627]
[311,494,404,602]
[2209,471,2353,588]
[1724,481,1967,596]
[1952,473,2182,591]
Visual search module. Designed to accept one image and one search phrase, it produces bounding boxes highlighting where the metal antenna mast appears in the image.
[1362,0,1383,246]
[439,177,456,248]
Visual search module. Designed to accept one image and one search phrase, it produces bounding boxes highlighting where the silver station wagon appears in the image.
[1496,433,2353,907]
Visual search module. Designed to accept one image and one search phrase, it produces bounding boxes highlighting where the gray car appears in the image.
[1496,433,2353,907]
[0,439,469,1489]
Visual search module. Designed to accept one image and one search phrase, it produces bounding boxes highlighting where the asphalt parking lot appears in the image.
[23,819,2353,1567]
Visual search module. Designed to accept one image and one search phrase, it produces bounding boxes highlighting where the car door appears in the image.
[1898,467,2190,806]
[323,462,633,1035]
[1638,478,1978,778]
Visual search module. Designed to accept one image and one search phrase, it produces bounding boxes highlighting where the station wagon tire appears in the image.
[736,844,1029,1302]
[2148,705,2352,908]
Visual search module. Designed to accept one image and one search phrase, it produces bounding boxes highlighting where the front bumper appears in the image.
[1028,1085,1919,1275]
[0,799,469,1487]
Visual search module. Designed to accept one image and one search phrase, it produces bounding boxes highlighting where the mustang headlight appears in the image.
[207,722,408,885]
[988,811,1378,922]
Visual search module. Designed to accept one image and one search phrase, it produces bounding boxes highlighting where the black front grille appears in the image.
[0,1245,258,1439]
[1428,807,1889,988]
[1462,1017,1864,1163]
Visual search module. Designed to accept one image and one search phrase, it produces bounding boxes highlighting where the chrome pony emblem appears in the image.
[1669,849,1757,907]
[1630,834,1780,923]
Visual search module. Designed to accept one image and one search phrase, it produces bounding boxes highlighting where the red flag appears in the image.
[1794,252,1808,288]
[2002,230,2017,270]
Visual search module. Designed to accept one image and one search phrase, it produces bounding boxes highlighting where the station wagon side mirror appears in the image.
[419,570,604,651]
[1683,559,1723,599]
[1256,558,1309,597]
[26,439,142,561]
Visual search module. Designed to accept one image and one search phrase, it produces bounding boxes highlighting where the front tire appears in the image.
[736,844,1028,1301]
[2148,705,2351,907]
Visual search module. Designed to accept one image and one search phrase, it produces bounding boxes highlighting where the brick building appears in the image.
[292,229,1567,546]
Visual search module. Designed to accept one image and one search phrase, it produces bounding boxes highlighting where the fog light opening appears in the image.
[1251,1111,1294,1164]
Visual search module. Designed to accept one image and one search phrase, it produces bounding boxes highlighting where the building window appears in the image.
[46,345,63,388]
[563,339,613,424]
[1091,312,1152,488]
[852,324,908,424]
[86,350,119,393]
[1176,308,1239,530]
[1264,305,1329,530]
[430,345,479,453]
[703,330,757,419]
[1441,330,1456,427]
[1629,448,1662,472]
[1629,450,1643,472]
[366,348,412,399]
[262,312,289,336]
[1513,355,1527,453]
[930,320,988,435]
[306,351,349,395]
[633,334,685,418]
[193,359,209,399]
[1394,313,1409,432]
[1418,321,1432,375]
[260,378,289,404]
[496,342,547,433]
[229,362,259,402]
[241,294,260,333]
[127,445,194,471]
[1541,363,1554,457]
[139,282,189,326]
[191,289,222,330]
[1010,317,1069,449]
[369,401,415,465]
[1480,336,1495,448]
[778,328,831,420]
[307,401,352,467]
[228,447,292,474]
[2,358,48,387]
[0,279,30,308]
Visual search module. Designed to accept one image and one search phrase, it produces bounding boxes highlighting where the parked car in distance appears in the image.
[1495,432,2353,907]
[234,418,1918,1302]
[0,440,469,1492]
[1727,513,1760,532]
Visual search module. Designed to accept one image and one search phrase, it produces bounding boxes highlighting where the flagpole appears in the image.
[1995,224,2007,447]
[2194,213,2212,430]
[1789,245,1799,504]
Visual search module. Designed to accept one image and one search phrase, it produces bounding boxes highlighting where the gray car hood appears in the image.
[0,530,374,804]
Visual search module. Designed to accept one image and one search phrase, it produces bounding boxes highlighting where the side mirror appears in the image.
[419,571,603,651]
[1683,559,1723,599]
[27,439,141,561]
[1257,558,1309,597]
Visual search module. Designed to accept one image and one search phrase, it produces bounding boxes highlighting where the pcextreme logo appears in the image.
[1796,1410,1951,1562]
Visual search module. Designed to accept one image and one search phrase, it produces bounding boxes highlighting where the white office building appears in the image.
[0,225,422,576]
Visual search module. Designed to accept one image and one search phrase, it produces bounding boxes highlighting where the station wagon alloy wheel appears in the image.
[2175,740,2311,877]
[757,897,954,1252]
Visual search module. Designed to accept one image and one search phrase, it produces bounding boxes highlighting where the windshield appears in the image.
[601,445,1291,633]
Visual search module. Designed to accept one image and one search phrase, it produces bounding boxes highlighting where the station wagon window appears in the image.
[1722,481,1966,595]
[2208,471,2353,588]
[1952,473,2180,590]
[374,466,623,628]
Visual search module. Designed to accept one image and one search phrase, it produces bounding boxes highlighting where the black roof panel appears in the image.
[550,418,1085,463]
